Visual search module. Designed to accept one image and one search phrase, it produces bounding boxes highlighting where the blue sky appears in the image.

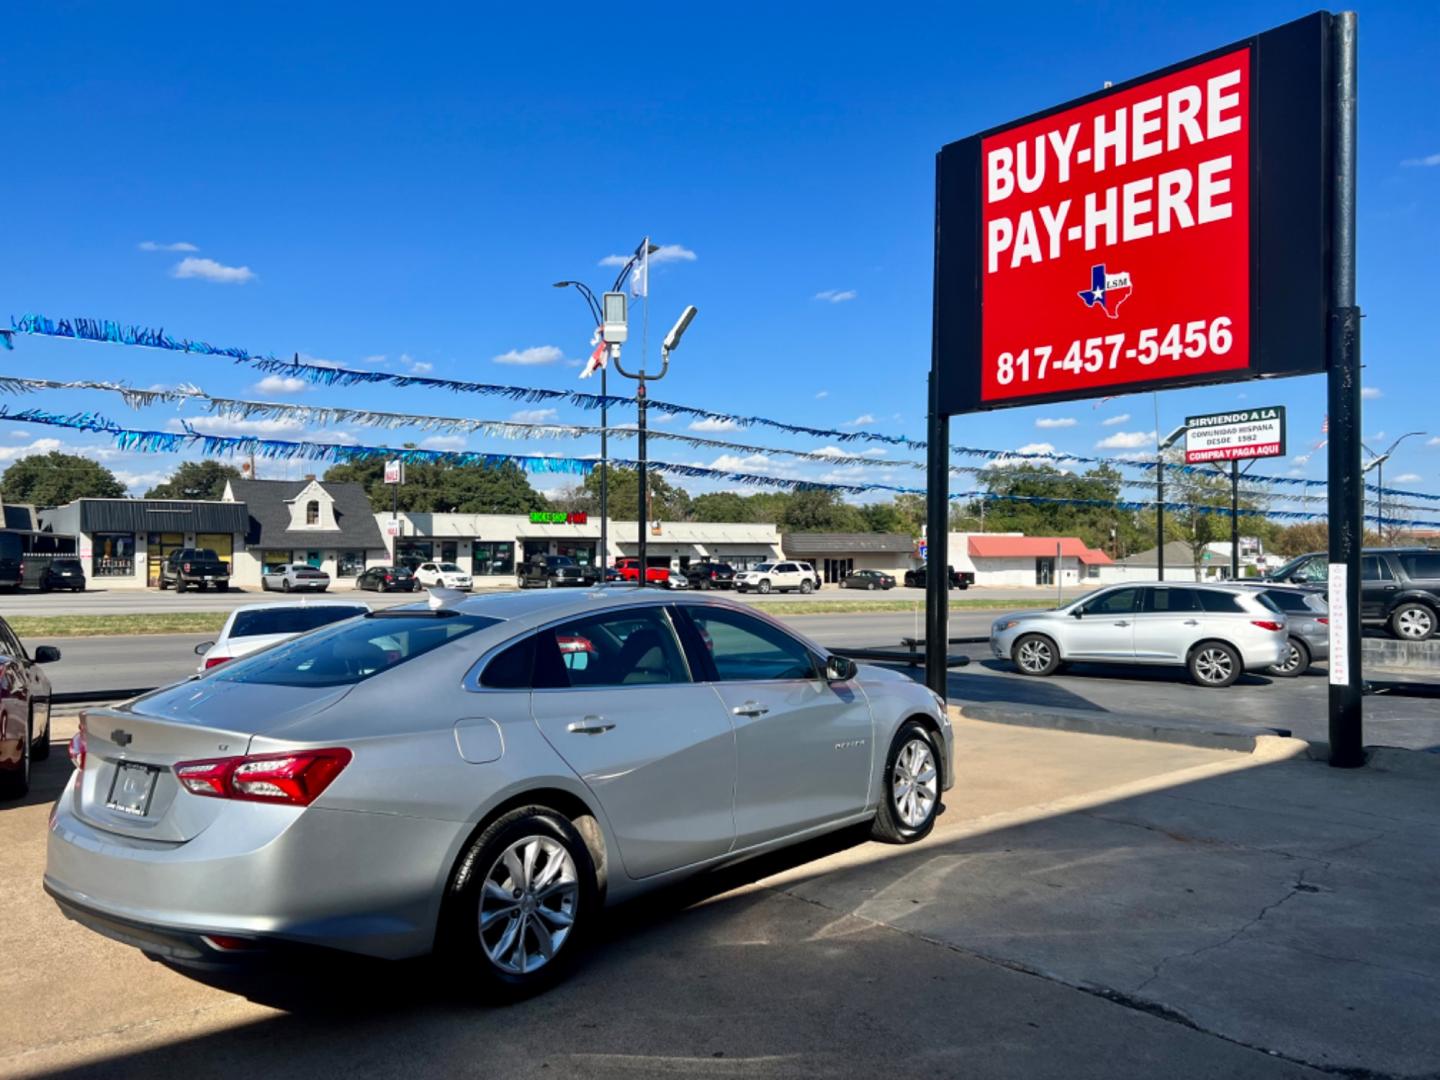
[3,1,1437,513]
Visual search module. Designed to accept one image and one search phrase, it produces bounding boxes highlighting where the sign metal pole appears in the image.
[925,371,949,698]
[1327,10,1364,768]
[1230,459,1240,579]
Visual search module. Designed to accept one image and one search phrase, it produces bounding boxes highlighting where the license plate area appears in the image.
[106,762,160,817]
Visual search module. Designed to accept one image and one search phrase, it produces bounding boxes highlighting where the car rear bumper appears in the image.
[45,781,462,961]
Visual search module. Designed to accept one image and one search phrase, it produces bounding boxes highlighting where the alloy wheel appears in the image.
[892,738,937,829]
[1277,641,1304,674]
[1017,638,1052,673]
[479,836,579,976]
[1194,647,1234,684]
[1397,607,1434,639]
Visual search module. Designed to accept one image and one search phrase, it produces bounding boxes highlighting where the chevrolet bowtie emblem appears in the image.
[111,729,133,747]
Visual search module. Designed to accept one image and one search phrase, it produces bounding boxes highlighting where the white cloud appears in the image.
[1035,417,1077,429]
[814,289,857,303]
[708,453,774,473]
[599,243,696,267]
[421,435,468,451]
[10,430,31,439]
[690,417,739,432]
[652,412,676,424]
[510,408,559,424]
[171,416,304,436]
[1015,442,1056,456]
[1096,429,1157,450]
[493,345,564,366]
[138,240,199,252]
[1393,473,1423,484]
[860,448,887,458]
[846,414,876,426]
[1428,437,1440,447]
[1101,413,1130,426]
[1401,153,1440,167]
[362,354,387,366]
[1361,386,1382,400]
[815,390,830,399]
[253,375,310,395]
[0,437,63,462]
[171,257,255,284]
[1291,453,1312,466]
[814,446,846,458]
[399,354,433,374]
[114,469,171,492]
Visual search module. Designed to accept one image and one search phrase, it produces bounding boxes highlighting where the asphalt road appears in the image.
[34,608,1440,750]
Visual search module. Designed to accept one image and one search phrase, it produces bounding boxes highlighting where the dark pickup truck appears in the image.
[902,565,974,590]
[517,554,597,589]
[159,548,231,592]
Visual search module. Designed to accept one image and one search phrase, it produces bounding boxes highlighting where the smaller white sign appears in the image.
[383,459,404,485]
[1328,561,1349,686]
[1184,407,1286,465]
[385,518,401,538]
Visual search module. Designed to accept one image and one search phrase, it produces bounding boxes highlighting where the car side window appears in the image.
[1362,556,1393,582]
[1196,591,1245,614]
[481,636,536,689]
[541,608,690,688]
[1263,590,1311,614]
[1398,553,1440,580]
[0,620,23,660]
[680,606,819,682]
[1143,588,1201,613]
[1083,589,1139,616]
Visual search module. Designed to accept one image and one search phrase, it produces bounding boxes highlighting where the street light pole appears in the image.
[613,305,697,589]
[553,280,609,579]
[1156,425,1187,582]
[1362,432,1425,540]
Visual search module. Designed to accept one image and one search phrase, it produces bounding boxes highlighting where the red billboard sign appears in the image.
[935,13,1332,415]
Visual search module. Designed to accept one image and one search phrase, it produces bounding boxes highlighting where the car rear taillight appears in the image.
[1251,620,1285,632]
[710,571,718,579]
[203,655,231,670]
[175,748,352,806]
[1317,617,1329,625]
[69,718,87,771]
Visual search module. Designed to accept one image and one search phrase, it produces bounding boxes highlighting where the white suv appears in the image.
[414,561,474,591]
[734,561,815,595]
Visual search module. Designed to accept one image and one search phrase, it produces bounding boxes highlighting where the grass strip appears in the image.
[10,613,229,639]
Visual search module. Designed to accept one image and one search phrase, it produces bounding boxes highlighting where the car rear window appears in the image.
[230,606,368,638]
[215,612,500,687]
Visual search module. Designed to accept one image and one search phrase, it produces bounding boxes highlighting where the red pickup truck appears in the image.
[613,557,672,585]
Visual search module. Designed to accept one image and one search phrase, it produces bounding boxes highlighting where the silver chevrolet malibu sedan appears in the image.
[46,589,952,999]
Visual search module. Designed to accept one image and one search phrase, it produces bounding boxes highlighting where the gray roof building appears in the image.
[781,533,915,556]
[225,477,385,551]
[39,498,249,536]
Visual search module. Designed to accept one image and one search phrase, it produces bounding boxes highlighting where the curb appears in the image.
[1363,745,1440,776]
[949,702,1303,755]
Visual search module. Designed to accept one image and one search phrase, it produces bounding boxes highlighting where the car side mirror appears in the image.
[34,645,61,664]
[194,641,215,655]
[824,655,858,682]
[1071,608,1084,619]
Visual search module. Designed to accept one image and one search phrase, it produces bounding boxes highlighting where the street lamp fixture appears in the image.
[553,279,612,579]
[1362,430,1426,537]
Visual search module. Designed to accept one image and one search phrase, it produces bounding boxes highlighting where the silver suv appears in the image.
[990,582,1288,687]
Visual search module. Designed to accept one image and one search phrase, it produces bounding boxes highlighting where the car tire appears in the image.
[216,583,228,593]
[31,702,50,762]
[800,580,813,594]
[545,578,555,589]
[1268,637,1311,678]
[0,709,31,800]
[176,580,188,593]
[698,578,710,590]
[1012,633,1060,677]
[758,580,771,594]
[260,579,270,592]
[1390,602,1436,642]
[439,806,597,1003]
[871,721,941,844]
[1188,641,1241,688]
[868,582,877,591]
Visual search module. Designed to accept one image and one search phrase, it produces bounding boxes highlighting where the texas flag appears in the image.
[1077,264,1133,319]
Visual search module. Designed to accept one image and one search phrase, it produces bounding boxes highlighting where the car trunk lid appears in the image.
[70,681,352,842]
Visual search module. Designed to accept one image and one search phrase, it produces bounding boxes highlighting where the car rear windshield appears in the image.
[52,560,83,571]
[230,606,368,638]
[214,612,500,687]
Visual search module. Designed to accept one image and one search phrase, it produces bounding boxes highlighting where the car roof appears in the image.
[400,585,764,630]
[228,600,370,613]
[1098,580,1256,592]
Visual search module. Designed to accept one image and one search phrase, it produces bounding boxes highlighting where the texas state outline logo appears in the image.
[1077,263,1133,319]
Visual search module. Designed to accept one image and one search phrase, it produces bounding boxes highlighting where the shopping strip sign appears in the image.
[1184,406,1286,463]
[934,13,1333,414]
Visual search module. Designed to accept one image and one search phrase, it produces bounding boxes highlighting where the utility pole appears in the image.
[1230,459,1240,580]
[1156,426,1187,582]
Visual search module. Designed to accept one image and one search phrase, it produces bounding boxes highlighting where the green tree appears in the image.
[692,491,751,523]
[1,451,126,505]
[780,489,866,532]
[571,467,692,522]
[323,458,548,514]
[145,460,242,500]
[859,501,905,533]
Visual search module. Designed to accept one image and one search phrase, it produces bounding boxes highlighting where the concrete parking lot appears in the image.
[5,714,1439,1078]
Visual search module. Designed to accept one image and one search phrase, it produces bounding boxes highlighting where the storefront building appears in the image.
[224,477,388,588]
[384,512,782,586]
[779,533,917,583]
[38,498,249,588]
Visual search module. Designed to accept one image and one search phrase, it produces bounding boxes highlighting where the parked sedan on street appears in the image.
[39,558,87,592]
[356,565,418,593]
[990,582,1288,687]
[261,563,331,593]
[1235,583,1329,677]
[46,590,952,1000]
[414,562,474,591]
[842,570,896,591]
[0,616,60,800]
[193,601,370,673]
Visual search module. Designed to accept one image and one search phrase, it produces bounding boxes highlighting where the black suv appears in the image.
[902,565,974,590]
[518,554,596,589]
[1265,548,1440,640]
[683,561,736,590]
[39,558,86,592]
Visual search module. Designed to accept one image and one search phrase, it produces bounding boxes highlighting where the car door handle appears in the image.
[731,702,769,718]
[567,716,615,735]
[1113,620,1130,627]
[1183,619,1200,626]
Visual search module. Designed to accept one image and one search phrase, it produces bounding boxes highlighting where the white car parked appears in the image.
[734,561,816,595]
[194,601,370,673]
[414,562,474,591]
[989,582,1288,687]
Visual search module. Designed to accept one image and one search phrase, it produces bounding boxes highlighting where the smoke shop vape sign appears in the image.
[934,14,1332,414]
[1184,407,1286,463]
